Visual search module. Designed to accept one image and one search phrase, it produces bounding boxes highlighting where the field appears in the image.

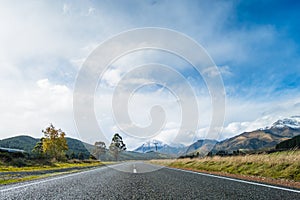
[150,150,300,183]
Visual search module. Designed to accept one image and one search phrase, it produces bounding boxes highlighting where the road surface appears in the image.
[0,161,299,199]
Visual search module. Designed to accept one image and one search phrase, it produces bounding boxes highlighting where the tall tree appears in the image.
[93,141,106,160]
[42,124,68,161]
[109,133,126,161]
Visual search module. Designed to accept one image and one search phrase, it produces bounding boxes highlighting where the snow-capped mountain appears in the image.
[134,140,186,155]
[270,116,300,129]
[134,140,167,153]
[212,116,300,153]
[134,116,300,156]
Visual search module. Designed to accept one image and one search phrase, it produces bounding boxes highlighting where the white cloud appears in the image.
[37,79,50,89]
[219,95,300,140]
[87,7,96,16]
[102,68,122,87]
[0,78,74,139]
[63,3,71,15]
[0,0,299,152]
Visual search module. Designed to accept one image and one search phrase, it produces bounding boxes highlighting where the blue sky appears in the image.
[0,0,300,149]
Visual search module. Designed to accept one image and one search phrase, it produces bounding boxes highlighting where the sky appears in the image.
[0,0,300,150]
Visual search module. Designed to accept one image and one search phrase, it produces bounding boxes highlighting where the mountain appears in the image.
[0,135,174,160]
[276,135,300,150]
[0,135,93,159]
[134,140,186,156]
[269,116,300,129]
[212,130,289,152]
[2,116,300,159]
[212,117,300,153]
[133,117,300,156]
[185,139,218,156]
[65,138,93,159]
[98,150,174,161]
[0,135,39,152]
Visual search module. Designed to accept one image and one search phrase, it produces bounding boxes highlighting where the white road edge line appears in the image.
[0,166,106,193]
[166,167,300,193]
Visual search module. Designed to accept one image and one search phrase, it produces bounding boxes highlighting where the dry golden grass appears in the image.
[151,150,300,181]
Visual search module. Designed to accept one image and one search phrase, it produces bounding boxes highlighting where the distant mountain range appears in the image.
[134,140,186,155]
[1,116,300,159]
[134,116,300,156]
[0,135,173,160]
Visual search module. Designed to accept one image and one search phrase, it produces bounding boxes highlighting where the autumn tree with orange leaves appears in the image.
[42,124,68,161]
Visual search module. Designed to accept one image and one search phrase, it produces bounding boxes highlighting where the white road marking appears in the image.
[167,167,300,194]
[2,162,299,194]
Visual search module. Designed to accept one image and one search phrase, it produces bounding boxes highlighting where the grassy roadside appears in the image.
[0,160,103,172]
[150,150,300,182]
[0,160,110,185]
[0,171,80,185]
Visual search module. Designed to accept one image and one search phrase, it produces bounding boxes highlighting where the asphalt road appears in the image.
[0,162,299,200]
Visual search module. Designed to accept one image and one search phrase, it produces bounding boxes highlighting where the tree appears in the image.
[92,141,106,160]
[32,138,45,158]
[109,133,126,161]
[70,151,76,159]
[78,152,84,160]
[42,124,68,161]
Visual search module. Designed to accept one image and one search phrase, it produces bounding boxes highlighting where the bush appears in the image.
[10,158,27,167]
[0,152,12,162]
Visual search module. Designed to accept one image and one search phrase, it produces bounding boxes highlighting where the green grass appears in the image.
[0,170,81,185]
[0,160,103,172]
[0,159,111,185]
[151,150,300,181]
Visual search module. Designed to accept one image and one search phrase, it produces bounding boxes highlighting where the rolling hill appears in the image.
[0,135,38,152]
[0,135,92,159]
[0,135,173,160]
[2,116,300,159]
[276,135,300,150]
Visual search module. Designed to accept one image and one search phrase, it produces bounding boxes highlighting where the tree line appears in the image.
[92,133,126,161]
[32,124,126,161]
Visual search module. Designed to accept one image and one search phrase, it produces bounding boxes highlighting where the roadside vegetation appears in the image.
[0,124,128,185]
[0,156,103,172]
[151,150,300,181]
[0,157,104,185]
[0,124,104,171]
[0,124,116,185]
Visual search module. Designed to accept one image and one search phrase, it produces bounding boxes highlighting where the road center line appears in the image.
[133,164,137,173]
[166,167,300,194]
